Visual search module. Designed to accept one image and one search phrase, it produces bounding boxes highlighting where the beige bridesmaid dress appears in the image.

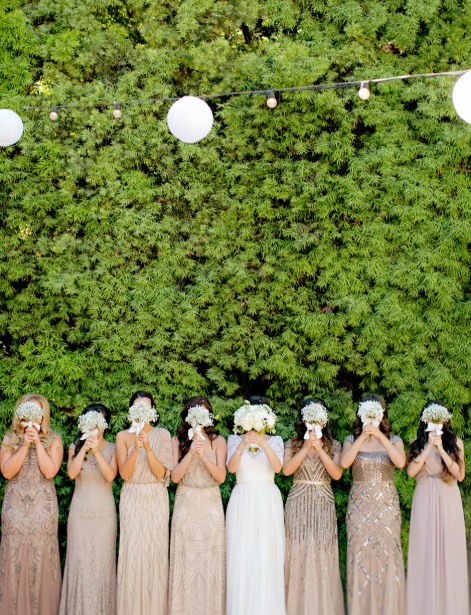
[406,447,469,615]
[117,427,173,615]
[59,442,117,615]
[168,450,225,615]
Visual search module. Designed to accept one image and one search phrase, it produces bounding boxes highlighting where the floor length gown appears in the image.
[345,435,405,615]
[284,440,344,615]
[406,447,469,615]
[0,440,62,615]
[117,427,173,615]
[168,450,225,615]
[59,442,117,615]
[226,435,285,615]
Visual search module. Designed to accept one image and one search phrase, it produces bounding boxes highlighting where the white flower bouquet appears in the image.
[185,404,214,441]
[421,403,452,436]
[301,402,328,440]
[357,400,384,441]
[128,402,159,436]
[15,401,43,431]
[233,401,277,452]
[78,411,108,440]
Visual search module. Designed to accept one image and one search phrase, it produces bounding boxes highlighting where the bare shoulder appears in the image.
[457,437,464,450]
[214,435,227,448]
[116,430,131,443]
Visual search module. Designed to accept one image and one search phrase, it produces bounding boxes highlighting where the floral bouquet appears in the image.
[301,402,328,440]
[357,400,384,441]
[128,402,159,436]
[185,405,214,441]
[15,401,43,432]
[421,403,452,436]
[233,401,277,452]
[78,411,108,440]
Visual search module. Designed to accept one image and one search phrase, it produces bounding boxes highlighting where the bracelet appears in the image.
[236,449,242,456]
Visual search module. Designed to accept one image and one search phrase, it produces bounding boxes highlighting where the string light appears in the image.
[266,91,278,108]
[112,102,122,119]
[49,106,58,121]
[358,81,371,100]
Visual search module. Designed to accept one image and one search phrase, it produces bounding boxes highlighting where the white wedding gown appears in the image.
[226,435,286,615]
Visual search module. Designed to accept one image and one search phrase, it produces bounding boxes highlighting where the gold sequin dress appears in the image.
[284,440,345,615]
[117,427,173,615]
[345,435,405,615]
[168,449,225,615]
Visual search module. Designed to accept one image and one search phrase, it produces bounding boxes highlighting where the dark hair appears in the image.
[176,396,218,461]
[129,390,155,409]
[291,398,334,455]
[352,393,392,440]
[247,394,270,406]
[73,403,111,457]
[409,400,462,482]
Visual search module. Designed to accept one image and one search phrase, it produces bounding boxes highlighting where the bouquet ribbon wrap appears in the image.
[80,428,99,441]
[304,422,323,439]
[129,421,145,436]
[426,422,443,436]
[188,425,206,441]
[21,421,41,431]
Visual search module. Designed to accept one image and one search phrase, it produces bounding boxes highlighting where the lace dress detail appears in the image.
[226,435,285,615]
[284,440,344,615]
[117,427,173,615]
[407,447,469,615]
[0,439,62,615]
[345,434,405,615]
[59,443,117,615]
[168,449,225,615]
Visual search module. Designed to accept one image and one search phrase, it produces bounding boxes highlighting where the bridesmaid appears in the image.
[0,393,63,615]
[226,395,285,615]
[283,398,344,615]
[168,396,227,615]
[406,400,468,615]
[340,393,406,615]
[59,403,117,615]
[116,390,173,615]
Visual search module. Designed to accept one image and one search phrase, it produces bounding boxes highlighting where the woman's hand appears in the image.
[87,436,99,454]
[25,426,40,446]
[311,437,325,451]
[432,435,444,451]
[135,431,148,450]
[363,424,382,440]
[245,431,264,447]
[190,439,205,457]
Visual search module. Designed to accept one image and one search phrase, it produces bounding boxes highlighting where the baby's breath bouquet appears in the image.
[185,405,214,441]
[128,402,159,436]
[357,400,384,441]
[421,403,452,436]
[233,401,277,452]
[301,402,328,440]
[15,401,43,431]
[78,411,108,440]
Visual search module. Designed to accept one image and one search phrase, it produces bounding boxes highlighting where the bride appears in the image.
[226,396,285,615]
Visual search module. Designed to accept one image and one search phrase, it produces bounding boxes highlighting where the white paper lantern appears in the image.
[167,96,213,143]
[0,109,24,147]
[452,71,471,124]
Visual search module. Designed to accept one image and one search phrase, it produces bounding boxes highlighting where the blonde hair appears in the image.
[6,393,57,452]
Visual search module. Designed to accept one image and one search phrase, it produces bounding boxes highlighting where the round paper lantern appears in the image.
[167,96,213,143]
[452,71,471,124]
[0,109,24,147]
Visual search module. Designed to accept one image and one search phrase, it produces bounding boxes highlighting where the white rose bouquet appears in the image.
[185,405,214,441]
[357,400,384,441]
[15,401,43,431]
[233,401,277,452]
[301,402,328,440]
[128,402,159,436]
[78,411,108,440]
[421,403,452,436]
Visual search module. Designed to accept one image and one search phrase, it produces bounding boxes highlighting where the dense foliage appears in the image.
[0,0,470,571]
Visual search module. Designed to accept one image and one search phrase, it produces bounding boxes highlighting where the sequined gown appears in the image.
[226,435,285,615]
[168,449,225,615]
[117,427,173,615]
[345,435,405,615]
[284,440,344,615]
[0,438,62,615]
[406,447,469,615]
[59,442,117,615]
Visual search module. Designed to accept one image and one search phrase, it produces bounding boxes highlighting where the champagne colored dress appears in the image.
[226,435,285,615]
[284,440,344,615]
[59,442,117,615]
[117,427,173,615]
[345,435,405,615]
[406,447,469,615]
[0,438,62,615]
[168,449,225,615]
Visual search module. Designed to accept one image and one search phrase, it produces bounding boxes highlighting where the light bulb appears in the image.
[266,91,278,109]
[358,81,371,100]
[49,107,59,121]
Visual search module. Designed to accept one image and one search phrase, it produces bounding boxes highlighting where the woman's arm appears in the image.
[340,433,367,468]
[315,440,343,480]
[407,436,434,478]
[252,434,282,473]
[364,425,406,468]
[0,435,30,479]
[227,436,245,473]
[29,428,63,479]
[116,431,139,481]
[437,436,466,482]
[140,430,166,480]
[90,438,118,482]
[282,436,312,476]
[199,436,227,484]
[170,437,193,483]
[67,442,88,479]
